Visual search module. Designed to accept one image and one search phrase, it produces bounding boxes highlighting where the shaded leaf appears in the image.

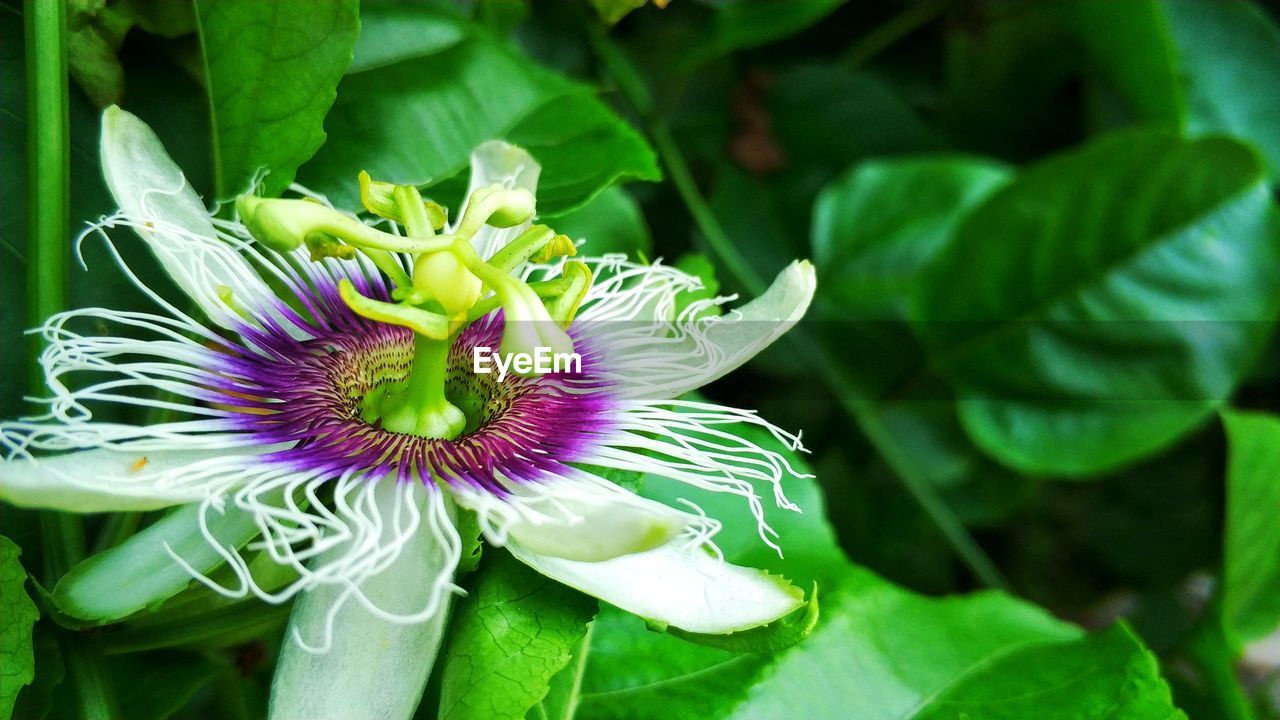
[304,13,657,216]
[913,624,1185,720]
[1164,0,1280,177]
[551,186,652,259]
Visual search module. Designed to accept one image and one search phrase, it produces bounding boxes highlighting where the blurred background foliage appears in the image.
[6,0,1280,718]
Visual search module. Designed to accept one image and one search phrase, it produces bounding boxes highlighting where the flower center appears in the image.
[225,312,613,489]
[237,170,595,441]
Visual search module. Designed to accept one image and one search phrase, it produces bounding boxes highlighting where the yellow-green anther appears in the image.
[359,170,401,221]
[548,261,592,329]
[363,174,449,232]
[532,234,577,264]
[237,194,454,255]
[455,184,536,239]
[423,200,448,231]
[305,234,356,262]
[412,250,482,316]
[337,279,452,339]
[487,225,555,273]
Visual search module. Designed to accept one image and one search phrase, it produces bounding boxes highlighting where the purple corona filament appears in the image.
[200,269,614,495]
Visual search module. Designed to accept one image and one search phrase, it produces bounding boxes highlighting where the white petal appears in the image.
[459,140,541,259]
[509,540,804,634]
[448,473,698,562]
[99,106,279,330]
[662,260,815,397]
[583,260,816,400]
[269,483,459,720]
[0,446,249,512]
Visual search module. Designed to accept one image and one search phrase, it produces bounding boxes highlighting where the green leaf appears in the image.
[0,536,38,719]
[914,131,1280,475]
[813,156,1011,321]
[438,551,598,720]
[347,2,469,74]
[196,0,359,198]
[1220,410,1280,645]
[51,503,260,623]
[550,186,652,259]
[1162,0,1280,178]
[913,624,1185,720]
[578,565,1072,720]
[302,17,657,216]
[505,93,659,217]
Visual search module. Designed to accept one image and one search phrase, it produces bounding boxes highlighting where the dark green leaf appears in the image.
[111,652,226,720]
[915,131,1280,475]
[51,503,260,623]
[196,0,359,198]
[438,551,598,720]
[0,536,38,719]
[506,93,659,217]
[1163,0,1280,178]
[943,0,1181,158]
[589,0,649,26]
[305,26,656,216]
[10,625,64,720]
[1221,410,1280,645]
[710,0,846,54]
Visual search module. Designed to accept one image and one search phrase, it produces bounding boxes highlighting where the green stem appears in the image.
[592,30,1007,590]
[400,334,453,417]
[358,247,412,290]
[649,123,766,296]
[394,185,435,238]
[844,0,950,69]
[804,342,1007,589]
[63,638,122,720]
[27,5,121,716]
[26,0,69,392]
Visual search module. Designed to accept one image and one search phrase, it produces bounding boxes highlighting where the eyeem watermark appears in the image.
[473,346,582,381]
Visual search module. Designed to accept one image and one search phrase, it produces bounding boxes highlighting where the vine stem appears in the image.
[26,0,68,387]
[26,1,121,716]
[588,26,1008,590]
